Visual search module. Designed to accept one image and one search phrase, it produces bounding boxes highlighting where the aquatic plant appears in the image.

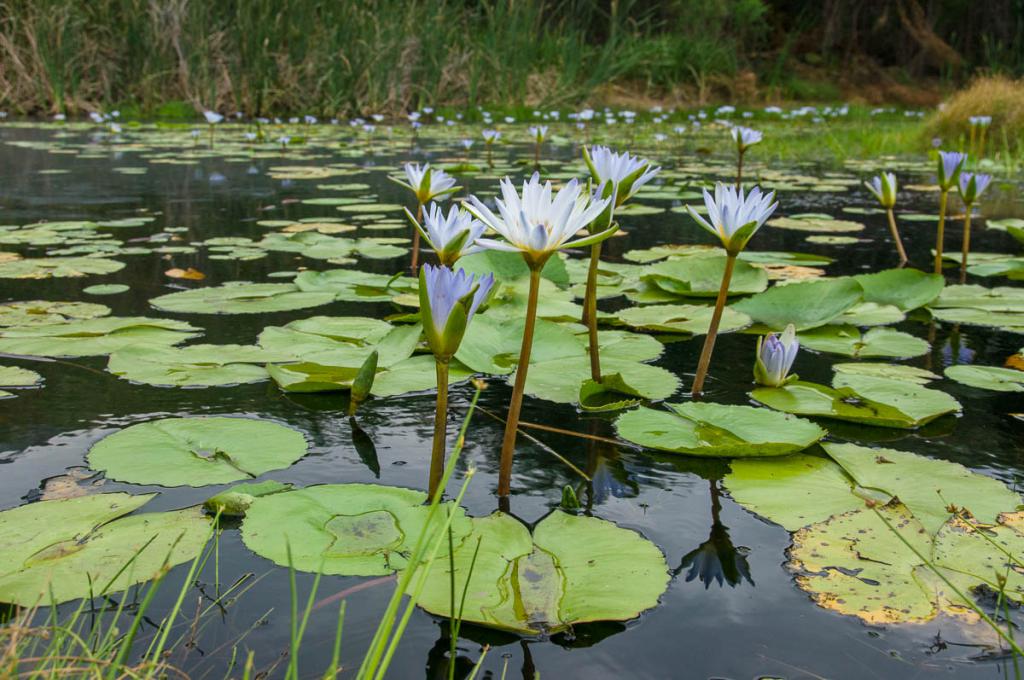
[391,163,460,270]
[528,125,548,169]
[753,324,798,387]
[481,128,500,168]
[934,150,966,274]
[581,145,659,381]
[419,264,493,496]
[202,110,223,147]
[685,183,777,395]
[956,171,992,282]
[405,203,487,267]
[466,173,613,497]
[864,172,907,265]
[730,125,762,189]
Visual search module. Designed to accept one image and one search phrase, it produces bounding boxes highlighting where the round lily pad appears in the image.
[84,284,130,295]
[0,317,201,357]
[150,282,335,314]
[241,484,471,576]
[616,402,825,457]
[798,325,929,358]
[0,493,210,605]
[0,256,125,279]
[733,277,863,331]
[0,300,110,327]
[108,344,291,387]
[88,417,308,486]
[412,510,669,635]
[945,364,1024,392]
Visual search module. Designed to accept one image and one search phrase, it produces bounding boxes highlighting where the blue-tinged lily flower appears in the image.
[936,151,966,190]
[482,129,500,143]
[958,172,992,206]
[419,264,493,361]
[405,203,487,266]
[583,145,660,208]
[466,172,615,269]
[528,125,548,143]
[686,183,778,255]
[865,172,898,209]
[391,162,460,205]
[754,324,799,387]
[731,126,762,152]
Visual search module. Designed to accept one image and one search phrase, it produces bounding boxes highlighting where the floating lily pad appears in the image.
[854,269,944,312]
[108,344,292,387]
[642,256,768,298]
[88,417,308,486]
[945,364,1024,392]
[832,362,939,384]
[0,317,200,357]
[294,269,418,302]
[768,215,864,233]
[0,365,42,397]
[0,493,210,606]
[751,374,960,429]
[241,484,470,576]
[733,278,863,331]
[616,304,751,335]
[0,300,110,327]
[83,284,130,296]
[0,256,125,279]
[151,282,335,314]
[831,302,905,326]
[615,402,825,457]
[798,325,929,358]
[412,510,669,635]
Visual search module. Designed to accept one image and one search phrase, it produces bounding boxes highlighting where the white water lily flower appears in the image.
[731,126,762,152]
[686,183,778,255]
[528,125,548,142]
[203,111,224,125]
[466,172,614,268]
[583,145,660,207]
[865,172,898,209]
[405,203,487,266]
[391,162,459,204]
[482,129,500,143]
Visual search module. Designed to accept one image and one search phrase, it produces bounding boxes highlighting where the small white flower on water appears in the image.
[460,139,474,150]
[584,145,660,207]
[407,203,487,266]
[731,126,763,152]
[203,111,224,125]
[482,129,500,143]
[394,163,459,204]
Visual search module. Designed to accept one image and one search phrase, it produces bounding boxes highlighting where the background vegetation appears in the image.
[0,0,1022,116]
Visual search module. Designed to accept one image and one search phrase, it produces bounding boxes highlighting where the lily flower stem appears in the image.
[585,242,603,382]
[428,358,450,498]
[735,150,744,191]
[486,146,493,169]
[691,253,736,396]
[969,126,977,161]
[533,142,540,171]
[960,207,973,284]
[498,266,542,497]
[410,202,424,272]
[934,189,949,275]
[885,208,909,266]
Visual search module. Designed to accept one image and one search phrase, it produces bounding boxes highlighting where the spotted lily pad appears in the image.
[798,325,929,358]
[0,493,210,605]
[751,374,960,428]
[945,365,1024,392]
[615,402,825,457]
[0,256,125,279]
[411,510,668,635]
[241,484,471,576]
[87,417,308,486]
[0,300,110,327]
[151,282,335,314]
[0,317,201,357]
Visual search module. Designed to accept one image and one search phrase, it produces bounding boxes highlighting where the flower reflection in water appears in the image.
[675,480,754,589]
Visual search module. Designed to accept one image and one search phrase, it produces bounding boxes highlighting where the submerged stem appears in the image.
[960,207,973,284]
[934,189,948,275]
[886,207,908,266]
[497,266,542,497]
[584,241,603,382]
[691,253,736,396]
[429,359,450,498]
[411,201,424,272]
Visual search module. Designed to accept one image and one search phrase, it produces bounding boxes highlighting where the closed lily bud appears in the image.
[419,264,494,360]
[957,172,992,206]
[865,172,897,209]
[936,151,966,191]
[754,324,799,387]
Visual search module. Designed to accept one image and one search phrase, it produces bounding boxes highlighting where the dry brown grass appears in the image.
[926,75,1024,148]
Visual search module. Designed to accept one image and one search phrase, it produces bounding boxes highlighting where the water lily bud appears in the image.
[936,151,966,191]
[754,324,799,387]
[957,171,992,206]
[419,264,494,360]
[865,172,897,209]
[351,350,378,407]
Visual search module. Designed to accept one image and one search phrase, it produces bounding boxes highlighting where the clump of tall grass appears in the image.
[927,75,1024,150]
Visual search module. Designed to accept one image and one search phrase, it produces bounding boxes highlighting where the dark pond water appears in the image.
[0,123,1022,679]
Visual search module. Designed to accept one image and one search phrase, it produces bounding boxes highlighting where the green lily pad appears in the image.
[83,284,130,296]
[88,417,308,487]
[0,317,201,357]
[0,365,42,397]
[615,402,825,457]
[768,215,864,233]
[751,374,960,429]
[411,510,668,635]
[616,304,752,335]
[0,256,125,279]
[642,255,768,298]
[832,362,939,384]
[294,269,419,302]
[108,344,292,387]
[0,300,110,327]
[151,282,335,314]
[854,269,944,312]
[945,365,1024,392]
[798,325,929,358]
[733,278,863,331]
[0,493,210,606]
[831,302,905,326]
[241,484,471,576]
